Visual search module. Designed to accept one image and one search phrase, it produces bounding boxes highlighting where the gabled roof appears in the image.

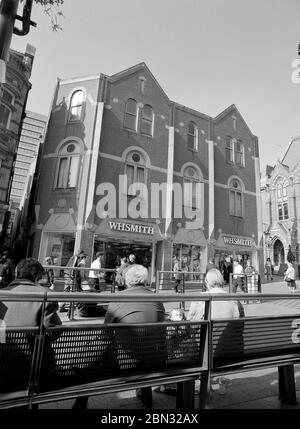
[213,104,256,138]
[107,62,170,102]
[171,101,211,121]
[280,136,300,166]
[269,162,290,183]
[266,165,274,177]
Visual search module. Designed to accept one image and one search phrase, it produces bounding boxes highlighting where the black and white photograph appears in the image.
[0,0,300,420]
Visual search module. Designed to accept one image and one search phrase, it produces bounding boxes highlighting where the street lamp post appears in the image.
[0,0,36,83]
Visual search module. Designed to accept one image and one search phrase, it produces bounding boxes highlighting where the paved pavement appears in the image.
[41,278,300,410]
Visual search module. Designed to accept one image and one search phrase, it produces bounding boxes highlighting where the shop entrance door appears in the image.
[93,237,153,283]
[107,241,152,268]
[273,239,284,267]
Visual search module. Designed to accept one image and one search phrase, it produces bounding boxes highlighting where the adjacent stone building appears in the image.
[0,44,35,248]
[261,137,300,276]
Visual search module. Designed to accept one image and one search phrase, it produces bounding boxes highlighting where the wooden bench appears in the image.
[0,320,209,409]
[201,314,300,406]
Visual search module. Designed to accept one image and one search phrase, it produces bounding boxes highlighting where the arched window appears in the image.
[69,90,84,121]
[124,99,138,131]
[125,151,146,196]
[55,142,81,189]
[140,104,154,136]
[276,177,289,220]
[187,122,198,151]
[183,166,201,208]
[229,178,243,217]
[0,89,14,130]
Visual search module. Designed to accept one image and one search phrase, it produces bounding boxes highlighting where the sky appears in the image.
[11,0,300,175]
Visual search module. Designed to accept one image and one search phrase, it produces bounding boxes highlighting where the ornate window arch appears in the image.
[68,89,85,121]
[228,177,244,217]
[55,141,81,189]
[183,165,201,208]
[125,150,147,196]
[275,176,289,220]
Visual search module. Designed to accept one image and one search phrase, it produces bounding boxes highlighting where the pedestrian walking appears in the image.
[264,257,273,281]
[59,250,88,312]
[88,252,103,292]
[173,256,181,293]
[284,261,296,293]
[244,259,259,294]
[232,258,245,293]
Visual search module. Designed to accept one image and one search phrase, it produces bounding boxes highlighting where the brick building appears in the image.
[30,63,262,282]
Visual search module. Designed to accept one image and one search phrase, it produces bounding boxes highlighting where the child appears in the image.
[155,308,187,394]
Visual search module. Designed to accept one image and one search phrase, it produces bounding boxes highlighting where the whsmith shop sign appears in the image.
[109,221,154,235]
[223,235,254,247]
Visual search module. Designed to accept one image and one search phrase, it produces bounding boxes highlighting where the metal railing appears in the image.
[229,273,261,294]
[1,290,300,408]
[156,270,206,293]
[42,265,117,320]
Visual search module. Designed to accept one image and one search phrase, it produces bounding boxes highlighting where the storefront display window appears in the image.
[45,233,75,266]
[172,244,202,278]
[93,236,153,282]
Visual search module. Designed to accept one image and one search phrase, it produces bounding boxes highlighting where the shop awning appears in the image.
[215,233,257,252]
[94,217,163,243]
[173,228,207,247]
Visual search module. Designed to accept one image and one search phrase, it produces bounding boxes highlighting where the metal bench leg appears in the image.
[72,395,89,409]
[199,373,210,409]
[176,380,195,409]
[278,364,297,405]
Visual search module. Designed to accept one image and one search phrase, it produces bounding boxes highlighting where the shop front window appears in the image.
[93,236,153,283]
[172,244,202,279]
[45,233,75,266]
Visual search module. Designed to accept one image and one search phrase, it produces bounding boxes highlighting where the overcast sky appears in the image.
[11,0,300,175]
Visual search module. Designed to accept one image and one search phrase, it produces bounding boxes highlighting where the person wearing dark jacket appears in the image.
[73,264,166,410]
[0,258,61,328]
[0,254,14,289]
[0,258,61,408]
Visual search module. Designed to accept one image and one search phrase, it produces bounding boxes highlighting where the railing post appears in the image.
[156,271,160,293]
[229,273,233,293]
[111,270,116,293]
[68,274,76,321]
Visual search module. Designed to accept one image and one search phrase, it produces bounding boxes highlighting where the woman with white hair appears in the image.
[104,264,166,408]
[187,268,243,396]
[187,268,242,321]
